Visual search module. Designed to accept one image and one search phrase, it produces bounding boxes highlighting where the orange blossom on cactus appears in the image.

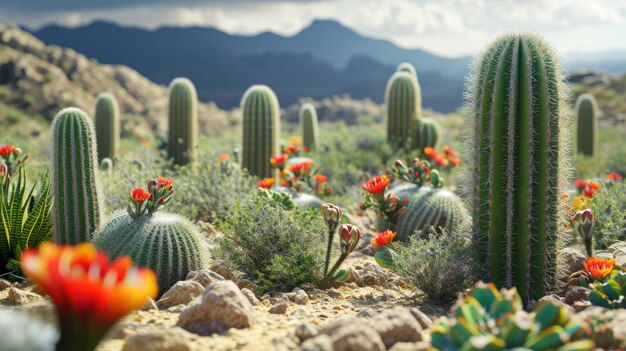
[257,178,275,189]
[583,256,617,280]
[371,230,397,248]
[362,175,391,196]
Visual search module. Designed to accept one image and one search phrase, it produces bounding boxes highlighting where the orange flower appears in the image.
[371,230,397,248]
[280,179,289,187]
[314,174,328,183]
[605,172,623,181]
[583,188,595,197]
[130,188,150,203]
[423,147,437,159]
[290,161,313,174]
[284,145,299,154]
[362,175,391,196]
[448,156,461,166]
[155,177,173,190]
[20,242,157,351]
[588,181,602,190]
[219,153,230,161]
[583,256,616,280]
[269,154,289,168]
[434,155,449,167]
[0,145,15,158]
[258,178,275,189]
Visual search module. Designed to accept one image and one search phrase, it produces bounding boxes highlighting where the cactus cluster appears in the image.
[241,85,280,179]
[51,107,105,244]
[168,78,198,166]
[416,117,440,150]
[431,282,594,351]
[467,33,569,302]
[299,103,319,152]
[94,92,120,163]
[385,71,421,149]
[575,93,598,156]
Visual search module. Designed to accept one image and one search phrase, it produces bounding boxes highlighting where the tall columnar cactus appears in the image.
[385,71,421,149]
[299,103,320,152]
[575,93,598,156]
[468,34,569,302]
[168,78,198,166]
[416,117,440,150]
[241,85,280,179]
[396,62,416,77]
[51,107,105,244]
[94,92,120,163]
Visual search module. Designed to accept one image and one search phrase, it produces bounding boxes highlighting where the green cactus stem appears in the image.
[575,93,598,156]
[94,92,120,163]
[385,71,421,149]
[299,103,320,152]
[168,78,198,166]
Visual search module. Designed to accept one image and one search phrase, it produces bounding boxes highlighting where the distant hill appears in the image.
[31,20,468,112]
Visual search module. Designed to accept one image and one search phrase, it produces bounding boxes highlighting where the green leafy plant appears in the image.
[431,282,595,351]
[589,266,626,309]
[591,180,626,248]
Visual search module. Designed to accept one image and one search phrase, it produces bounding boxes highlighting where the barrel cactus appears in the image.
[416,117,440,150]
[431,282,594,351]
[93,177,206,295]
[467,33,570,302]
[168,78,198,166]
[385,71,421,149]
[300,103,320,152]
[51,107,105,244]
[241,85,280,179]
[575,93,598,156]
[396,62,416,77]
[94,92,120,163]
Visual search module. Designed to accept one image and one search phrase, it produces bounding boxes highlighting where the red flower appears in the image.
[588,181,602,190]
[0,145,15,158]
[433,155,449,167]
[130,188,150,203]
[314,174,328,183]
[289,161,313,174]
[284,145,299,154]
[423,147,437,159]
[575,179,588,189]
[257,178,275,189]
[362,175,391,196]
[155,177,173,190]
[605,172,623,181]
[20,243,158,351]
[583,256,616,280]
[269,154,289,168]
[583,188,595,197]
[371,230,397,248]
[219,153,230,161]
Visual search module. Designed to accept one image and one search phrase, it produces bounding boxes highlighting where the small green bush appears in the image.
[592,181,626,248]
[393,228,474,302]
[214,193,329,292]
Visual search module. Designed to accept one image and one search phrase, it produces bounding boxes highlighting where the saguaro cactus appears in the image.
[299,103,319,151]
[241,85,280,179]
[396,62,416,77]
[168,78,198,166]
[94,92,120,163]
[385,71,421,148]
[575,93,598,156]
[51,107,105,244]
[416,118,440,150]
[468,33,569,302]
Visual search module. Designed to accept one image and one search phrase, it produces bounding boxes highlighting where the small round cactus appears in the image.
[100,157,113,171]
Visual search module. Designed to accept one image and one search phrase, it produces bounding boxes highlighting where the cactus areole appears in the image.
[468,34,569,303]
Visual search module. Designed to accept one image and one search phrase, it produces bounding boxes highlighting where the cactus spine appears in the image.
[168,78,198,166]
[416,118,440,150]
[575,93,598,156]
[241,85,280,179]
[385,71,421,149]
[94,92,120,163]
[299,103,319,152]
[396,62,416,77]
[468,34,569,302]
[51,107,105,244]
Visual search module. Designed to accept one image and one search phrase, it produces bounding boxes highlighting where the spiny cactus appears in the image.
[241,85,280,179]
[299,103,319,152]
[94,92,120,163]
[385,71,421,149]
[416,117,440,150]
[589,268,626,309]
[396,62,416,77]
[468,33,569,302]
[168,78,198,166]
[431,282,594,351]
[51,107,105,244]
[575,93,598,156]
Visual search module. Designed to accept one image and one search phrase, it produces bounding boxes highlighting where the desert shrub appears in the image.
[592,181,626,248]
[393,228,474,302]
[213,193,329,292]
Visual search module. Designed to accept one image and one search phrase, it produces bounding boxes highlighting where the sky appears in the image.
[1,0,625,58]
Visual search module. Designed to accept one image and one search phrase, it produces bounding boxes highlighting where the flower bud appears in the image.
[572,209,594,240]
[321,203,342,230]
[339,224,361,254]
[12,148,22,157]
[147,179,158,193]
[0,164,6,177]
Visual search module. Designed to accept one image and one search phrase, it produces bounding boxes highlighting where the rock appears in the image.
[318,317,386,351]
[565,286,590,305]
[209,263,234,280]
[122,327,195,351]
[269,300,289,314]
[557,248,586,282]
[157,281,205,309]
[141,298,158,311]
[344,268,365,287]
[295,321,319,342]
[0,279,13,291]
[177,280,256,335]
[356,308,377,318]
[605,242,626,266]
[537,294,565,306]
[360,263,392,286]
[389,342,431,351]
[407,308,433,330]
[185,269,224,288]
[301,334,334,351]
[293,288,309,305]
[8,287,42,305]
[368,307,423,348]
[236,278,258,292]
[241,288,260,306]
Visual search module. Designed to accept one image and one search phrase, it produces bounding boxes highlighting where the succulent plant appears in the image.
[94,92,120,163]
[299,103,320,152]
[575,93,598,156]
[241,85,280,179]
[385,71,421,149]
[396,62,416,77]
[588,268,626,309]
[168,78,198,166]
[467,33,569,302]
[51,107,105,244]
[99,157,113,171]
[431,282,594,351]
[415,117,440,150]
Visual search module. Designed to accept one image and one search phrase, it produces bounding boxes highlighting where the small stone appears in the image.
[344,268,364,287]
[185,269,224,288]
[209,263,234,280]
[141,298,158,311]
[389,341,431,351]
[565,286,590,305]
[557,248,586,283]
[8,287,42,305]
[293,288,309,305]
[0,279,13,291]
[157,280,205,309]
[301,334,333,351]
[326,289,342,299]
[368,307,424,348]
[295,321,318,342]
[537,294,564,305]
[269,300,289,314]
[291,308,308,319]
[177,280,256,335]
[241,288,260,306]
[360,263,392,286]
[318,317,385,351]
[407,308,433,330]
[122,327,195,351]
[284,292,296,302]
[356,308,376,318]
[236,279,258,292]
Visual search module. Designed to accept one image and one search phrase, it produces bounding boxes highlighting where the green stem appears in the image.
[321,252,348,285]
[584,238,593,258]
[323,228,335,275]
[56,318,108,351]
